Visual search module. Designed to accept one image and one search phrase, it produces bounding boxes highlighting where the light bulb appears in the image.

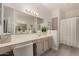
[31,11,33,13]
[27,9,30,11]
[25,9,38,16]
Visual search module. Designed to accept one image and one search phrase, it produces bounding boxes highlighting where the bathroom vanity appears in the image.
[0,32,53,56]
[0,4,57,56]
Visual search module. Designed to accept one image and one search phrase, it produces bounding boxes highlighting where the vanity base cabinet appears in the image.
[35,41,44,56]
[43,38,49,52]
[0,46,13,55]
[48,37,52,49]
[13,43,33,56]
[0,50,14,56]
[34,37,52,56]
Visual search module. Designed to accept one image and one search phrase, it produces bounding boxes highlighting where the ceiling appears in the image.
[42,3,79,12]
[4,3,52,19]
[4,3,79,19]
[5,3,79,12]
[15,3,79,12]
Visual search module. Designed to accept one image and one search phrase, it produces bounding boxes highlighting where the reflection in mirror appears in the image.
[15,24,27,34]
[15,10,36,34]
[3,6,14,34]
[33,17,44,34]
[37,17,44,31]
[0,4,44,35]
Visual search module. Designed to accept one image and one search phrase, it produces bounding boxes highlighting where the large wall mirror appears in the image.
[3,6,14,34]
[15,10,36,34]
[36,17,44,30]
[2,5,44,35]
[15,12,44,34]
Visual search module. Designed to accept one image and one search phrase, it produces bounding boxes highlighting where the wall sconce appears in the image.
[25,9,39,17]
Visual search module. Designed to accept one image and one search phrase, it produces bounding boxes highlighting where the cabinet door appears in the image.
[43,38,49,52]
[70,18,76,47]
[76,18,79,48]
[60,20,68,44]
[35,37,52,56]
[48,37,52,49]
[36,41,44,56]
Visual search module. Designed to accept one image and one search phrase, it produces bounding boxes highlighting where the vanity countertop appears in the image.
[0,31,54,48]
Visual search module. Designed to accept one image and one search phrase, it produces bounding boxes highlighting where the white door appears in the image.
[60,18,76,47]
[60,19,68,44]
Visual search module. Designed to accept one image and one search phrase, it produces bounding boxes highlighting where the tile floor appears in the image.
[42,44,79,56]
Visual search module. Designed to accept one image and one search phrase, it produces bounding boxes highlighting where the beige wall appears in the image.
[64,8,79,19]
[51,8,79,20]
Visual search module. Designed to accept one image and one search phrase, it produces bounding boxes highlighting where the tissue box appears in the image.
[0,33,11,44]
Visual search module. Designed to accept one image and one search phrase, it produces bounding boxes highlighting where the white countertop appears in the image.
[0,31,53,48]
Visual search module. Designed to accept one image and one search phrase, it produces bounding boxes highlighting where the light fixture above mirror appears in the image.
[25,8,39,17]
